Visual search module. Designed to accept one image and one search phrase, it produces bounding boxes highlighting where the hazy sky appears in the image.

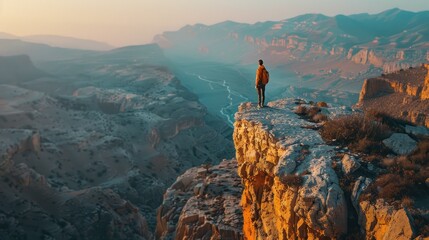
[0,0,428,47]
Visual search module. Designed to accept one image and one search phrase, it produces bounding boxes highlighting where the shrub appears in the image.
[409,140,429,165]
[320,113,391,154]
[320,114,363,143]
[312,113,328,123]
[295,105,307,115]
[294,105,322,123]
[316,101,328,108]
[365,109,411,132]
[307,107,321,118]
[350,138,390,155]
[361,173,411,201]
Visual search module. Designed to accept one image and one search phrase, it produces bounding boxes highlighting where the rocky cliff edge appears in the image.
[233,100,348,239]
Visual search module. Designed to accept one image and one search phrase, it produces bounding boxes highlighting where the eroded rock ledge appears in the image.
[155,160,243,240]
[233,100,348,239]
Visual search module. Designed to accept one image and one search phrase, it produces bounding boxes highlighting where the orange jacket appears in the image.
[255,65,266,86]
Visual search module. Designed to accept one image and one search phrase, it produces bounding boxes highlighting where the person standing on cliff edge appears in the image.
[255,59,269,108]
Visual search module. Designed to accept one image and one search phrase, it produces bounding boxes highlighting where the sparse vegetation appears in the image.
[294,104,328,123]
[322,107,429,237]
[316,101,328,108]
[319,112,391,154]
[363,139,429,203]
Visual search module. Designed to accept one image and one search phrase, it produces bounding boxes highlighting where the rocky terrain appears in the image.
[155,8,429,92]
[161,97,428,239]
[358,63,429,127]
[0,45,234,238]
[0,130,151,239]
[233,99,428,239]
[155,159,243,240]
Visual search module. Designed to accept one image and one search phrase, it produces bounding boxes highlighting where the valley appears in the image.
[0,44,234,239]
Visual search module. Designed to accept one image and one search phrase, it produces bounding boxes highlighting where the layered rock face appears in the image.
[233,100,348,239]
[358,64,429,127]
[155,160,243,240]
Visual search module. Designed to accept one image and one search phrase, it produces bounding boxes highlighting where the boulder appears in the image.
[383,209,415,240]
[382,133,417,155]
[359,200,416,240]
[405,125,429,137]
[341,154,361,174]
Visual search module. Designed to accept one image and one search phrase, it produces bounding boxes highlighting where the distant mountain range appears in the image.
[0,32,114,51]
[154,8,429,92]
[0,39,96,62]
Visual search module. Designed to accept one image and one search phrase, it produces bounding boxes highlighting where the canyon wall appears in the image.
[358,64,429,127]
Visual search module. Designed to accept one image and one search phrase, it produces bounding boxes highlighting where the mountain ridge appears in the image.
[154,8,429,93]
[0,33,114,51]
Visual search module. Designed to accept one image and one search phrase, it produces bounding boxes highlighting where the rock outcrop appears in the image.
[233,100,348,239]
[358,64,429,127]
[421,64,429,100]
[155,160,243,240]
[358,201,415,240]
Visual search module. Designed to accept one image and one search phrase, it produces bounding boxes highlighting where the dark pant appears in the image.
[256,84,265,106]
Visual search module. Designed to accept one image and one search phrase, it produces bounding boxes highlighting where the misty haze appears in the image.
[0,1,429,240]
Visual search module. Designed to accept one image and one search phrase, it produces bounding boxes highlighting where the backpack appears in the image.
[261,68,269,84]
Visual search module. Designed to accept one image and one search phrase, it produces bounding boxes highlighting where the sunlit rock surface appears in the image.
[233,100,348,239]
